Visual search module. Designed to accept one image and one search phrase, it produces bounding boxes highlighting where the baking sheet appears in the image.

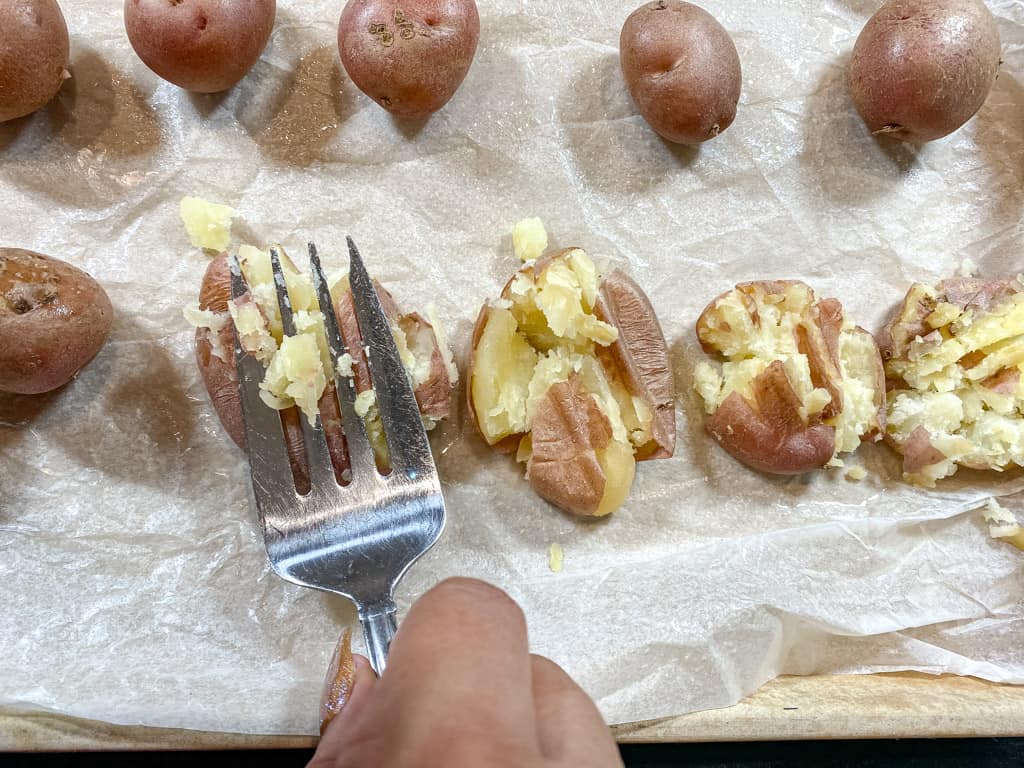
[1,0,1023,737]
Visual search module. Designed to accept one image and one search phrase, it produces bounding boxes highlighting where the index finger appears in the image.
[378,578,538,747]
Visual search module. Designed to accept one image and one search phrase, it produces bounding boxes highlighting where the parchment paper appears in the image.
[1,0,1023,736]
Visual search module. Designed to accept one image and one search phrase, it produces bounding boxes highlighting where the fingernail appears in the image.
[319,627,355,734]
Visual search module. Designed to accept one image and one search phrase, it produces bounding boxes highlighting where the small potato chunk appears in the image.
[848,0,1001,142]
[880,276,1024,486]
[619,0,742,145]
[694,281,885,475]
[0,248,112,395]
[338,0,480,118]
[468,236,674,517]
[0,0,69,123]
[124,0,276,93]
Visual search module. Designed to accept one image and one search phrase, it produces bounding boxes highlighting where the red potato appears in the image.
[880,276,1024,486]
[467,246,674,517]
[0,248,112,395]
[193,252,456,487]
[694,281,885,476]
[124,0,276,93]
[0,0,69,122]
[848,0,1001,142]
[338,0,479,118]
[619,0,742,145]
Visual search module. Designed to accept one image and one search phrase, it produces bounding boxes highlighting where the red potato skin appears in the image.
[124,0,276,93]
[593,269,675,460]
[620,0,742,145]
[527,375,613,517]
[0,249,112,395]
[706,361,837,475]
[338,0,479,117]
[0,0,69,122]
[848,0,1001,142]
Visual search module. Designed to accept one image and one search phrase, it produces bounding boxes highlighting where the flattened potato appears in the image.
[189,248,456,485]
[880,276,1024,486]
[694,281,884,475]
[468,229,674,517]
[0,248,112,395]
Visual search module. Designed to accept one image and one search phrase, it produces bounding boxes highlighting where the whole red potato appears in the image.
[620,0,742,145]
[124,0,276,93]
[338,0,480,118]
[848,0,1001,142]
[0,0,70,122]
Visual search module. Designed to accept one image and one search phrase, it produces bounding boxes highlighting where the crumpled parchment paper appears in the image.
[1,0,1023,737]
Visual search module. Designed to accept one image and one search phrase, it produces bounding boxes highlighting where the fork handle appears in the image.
[358,599,398,676]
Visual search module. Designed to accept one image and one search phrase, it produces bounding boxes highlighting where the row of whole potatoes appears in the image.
[0,0,1006,143]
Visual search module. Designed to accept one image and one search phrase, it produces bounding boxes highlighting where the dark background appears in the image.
[3,740,1024,767]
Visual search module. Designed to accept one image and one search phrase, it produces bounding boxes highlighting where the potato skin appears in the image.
[619,0,741,145]
[706,364,837,475]
[0,0,69,123]
[0,248,112,395]
[593,269,675,459]
[124,0,276,93]
[338,0,479,118]
[848,0,1000,142]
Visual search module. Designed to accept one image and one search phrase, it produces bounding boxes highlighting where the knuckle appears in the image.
[430,577,526,625]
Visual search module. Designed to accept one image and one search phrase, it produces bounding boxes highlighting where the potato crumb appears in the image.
[957,258,980,277]
[982,498,1024,551]
[336,353,355,378]
[512,218,548,262]
[180,196,234,251]
[354,389,377,418]
[548,542,564,573]
[844,465,867,481]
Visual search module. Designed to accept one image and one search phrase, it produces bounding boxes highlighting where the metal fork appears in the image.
[228,238,446,675]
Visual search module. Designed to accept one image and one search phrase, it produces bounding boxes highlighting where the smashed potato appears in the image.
[880,276,1024,486]
[694,281,885,475]
[468,228,674,517]
[182,200,456,484]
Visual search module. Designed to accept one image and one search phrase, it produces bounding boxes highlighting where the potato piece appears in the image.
[124,0,276,93]
[468,238,673,517]
[0,0,69,123]
[594,269,675,459]
[619,0,742,145]
[512,218,548,263]
[468,305,537,449]
[337,0,479,118]
[0,248,112,395]
[881,276,1024,486]
[848,0,1001,142]
[694,281,885,475]
[527,376,636,517]
[180,197,235,251]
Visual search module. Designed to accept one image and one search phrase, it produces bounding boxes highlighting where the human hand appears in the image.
[309,578,623,768]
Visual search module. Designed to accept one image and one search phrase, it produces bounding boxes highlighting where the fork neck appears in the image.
[358,599,398,677]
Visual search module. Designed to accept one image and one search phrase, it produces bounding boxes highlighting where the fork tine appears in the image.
[309,242,379,481]
[267,247,337,492]
[229,255,296,505]
[345,237,434,477]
